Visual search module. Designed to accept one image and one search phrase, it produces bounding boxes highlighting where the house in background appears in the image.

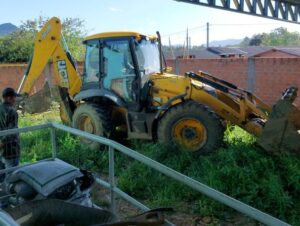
[164,49,218,59]
[207,47,246,58]
[251,47,300,58]
[164,46,300,60]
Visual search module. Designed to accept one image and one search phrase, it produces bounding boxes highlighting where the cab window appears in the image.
[84,42,100,83]
[102,39,136,102]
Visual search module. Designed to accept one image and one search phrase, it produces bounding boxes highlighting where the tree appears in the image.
[239,27,300,47]
[0,30,34,62]
[249,34,264,46]
[239,36,250,47]
[261,27,300,46]
[0,16,86,63]
[59,17,87,60]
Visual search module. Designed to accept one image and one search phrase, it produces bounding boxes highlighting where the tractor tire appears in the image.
[72,103,113,149]
[157,101,224,155]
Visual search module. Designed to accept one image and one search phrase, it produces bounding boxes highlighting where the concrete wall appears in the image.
[167,58,300,107]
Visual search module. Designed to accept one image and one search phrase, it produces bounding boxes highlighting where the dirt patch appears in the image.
[91,182,258,226]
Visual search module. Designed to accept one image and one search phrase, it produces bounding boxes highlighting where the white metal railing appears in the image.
[0,123,291,226]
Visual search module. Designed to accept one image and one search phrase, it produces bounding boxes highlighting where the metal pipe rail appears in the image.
[0,123,291,226]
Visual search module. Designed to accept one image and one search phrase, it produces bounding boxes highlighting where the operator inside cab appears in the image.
[82,32,161,105]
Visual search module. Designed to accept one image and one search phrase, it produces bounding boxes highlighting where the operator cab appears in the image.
[82,32,161,109]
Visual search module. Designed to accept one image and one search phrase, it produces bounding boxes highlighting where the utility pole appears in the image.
[206,22,209,48]
[186,27,189,59]
[169,36,175,59]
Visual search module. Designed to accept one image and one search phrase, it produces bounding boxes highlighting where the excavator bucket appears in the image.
[18,82,52,114]
[258,87,300,155]
[18,83,73,125]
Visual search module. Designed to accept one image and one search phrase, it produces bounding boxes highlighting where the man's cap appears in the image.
[2,87,20,98]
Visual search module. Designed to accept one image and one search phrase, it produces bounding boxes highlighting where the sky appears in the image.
[1,0,300,45]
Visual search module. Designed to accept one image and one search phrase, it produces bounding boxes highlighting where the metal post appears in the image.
[50,127,57,159]
[109,146,116,215]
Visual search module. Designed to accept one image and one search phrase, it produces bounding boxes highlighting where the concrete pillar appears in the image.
[247,57,256,92]
[175,58,180,75]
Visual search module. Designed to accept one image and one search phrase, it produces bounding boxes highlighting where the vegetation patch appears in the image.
[19,111,300,225]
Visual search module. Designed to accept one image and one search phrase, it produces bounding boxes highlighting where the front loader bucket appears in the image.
[19,82,52,114]
[258,87,300,155]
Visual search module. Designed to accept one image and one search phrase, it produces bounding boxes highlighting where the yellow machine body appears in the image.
[19,17,81,97]
[150,72,270,133]
[17,17,300,155]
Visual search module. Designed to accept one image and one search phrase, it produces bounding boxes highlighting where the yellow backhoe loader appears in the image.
[17,17,300,155]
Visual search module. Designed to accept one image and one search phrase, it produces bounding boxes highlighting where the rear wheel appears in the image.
[72,103,113,149]
[157,101,224,154]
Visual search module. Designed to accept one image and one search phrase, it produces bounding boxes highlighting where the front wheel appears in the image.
[72,103,112,149]
[157,101,224,155]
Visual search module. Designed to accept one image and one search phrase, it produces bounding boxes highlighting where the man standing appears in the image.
[0,88,20,181]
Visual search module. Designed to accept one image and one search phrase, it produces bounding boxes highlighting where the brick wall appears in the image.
[0,64,25,91]
[254,58,300,106]
[0,59,299,107]
[0,64,51,96]
[0,62,84,97]
[167,58,300,107]
[168,58,248,88]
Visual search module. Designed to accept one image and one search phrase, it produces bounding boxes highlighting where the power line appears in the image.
[162,22,283,37]
[162,24,206,37]
[162,28,206,38]
[211,23,280,26]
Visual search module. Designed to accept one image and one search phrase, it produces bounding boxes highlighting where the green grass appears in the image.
[117,135,300,224]
[19,107,60,163]
[18,110,300,225]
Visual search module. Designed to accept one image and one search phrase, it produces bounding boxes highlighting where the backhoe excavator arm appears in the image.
[18,17,82,97]
[17,17,82,124]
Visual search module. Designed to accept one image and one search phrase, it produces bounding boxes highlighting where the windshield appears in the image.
[135,39,160,86]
